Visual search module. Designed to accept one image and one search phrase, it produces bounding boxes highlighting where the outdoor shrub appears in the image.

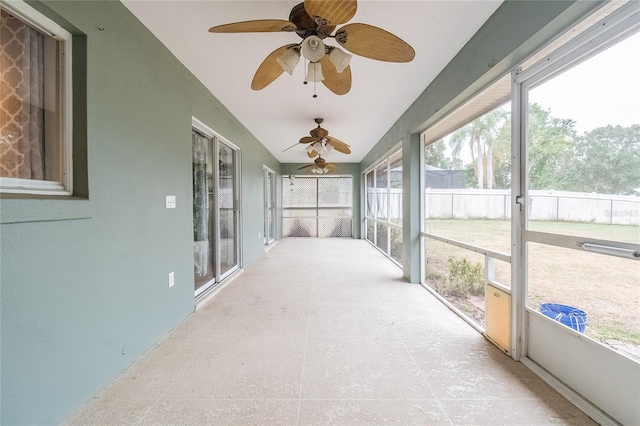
[426,266,447,294]
[447,256,484,296]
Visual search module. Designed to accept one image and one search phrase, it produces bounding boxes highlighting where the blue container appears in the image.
[540,303,588,333]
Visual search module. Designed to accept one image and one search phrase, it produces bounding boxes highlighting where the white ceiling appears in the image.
[122,0,503,164]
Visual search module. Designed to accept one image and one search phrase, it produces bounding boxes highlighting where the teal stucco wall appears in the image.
[0,1,279,424]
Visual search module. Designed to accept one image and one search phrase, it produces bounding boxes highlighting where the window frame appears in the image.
[363,147,403,265]
[0,0,73,196]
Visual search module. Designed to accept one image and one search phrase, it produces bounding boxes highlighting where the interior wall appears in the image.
[0,1,279,424]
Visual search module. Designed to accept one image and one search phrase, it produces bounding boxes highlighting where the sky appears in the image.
[529,31,640,134]
[436,30,640,166]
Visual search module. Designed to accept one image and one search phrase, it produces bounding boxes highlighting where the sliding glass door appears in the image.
[218,141,239,278]
[264,167,276,246]
[192,124,240,298]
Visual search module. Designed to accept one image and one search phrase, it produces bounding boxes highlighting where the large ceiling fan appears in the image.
[298,155,335,174]
[209,0,415,95]
[282,118,350,156]
[299,118,350,157]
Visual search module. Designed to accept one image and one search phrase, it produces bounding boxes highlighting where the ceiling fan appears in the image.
[298,118,350,157]
[208,0,415,95]
[298,155,335,174]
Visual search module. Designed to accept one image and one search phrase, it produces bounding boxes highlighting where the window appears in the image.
[364,148,403,265]
[282,175,353,238]
[522,27,640,346]
[421,73,513,330]
[0,0,72,195]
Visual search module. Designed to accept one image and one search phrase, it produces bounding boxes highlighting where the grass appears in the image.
[423,219,640,346]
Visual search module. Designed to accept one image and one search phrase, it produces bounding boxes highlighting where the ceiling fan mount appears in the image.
[289,3,335,39]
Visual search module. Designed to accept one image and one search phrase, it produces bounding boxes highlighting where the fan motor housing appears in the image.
[289,3,335,39]
[310,127,329,139]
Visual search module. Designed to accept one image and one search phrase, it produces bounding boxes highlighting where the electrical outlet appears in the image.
[165,195,176,209]
[168,271,175,288]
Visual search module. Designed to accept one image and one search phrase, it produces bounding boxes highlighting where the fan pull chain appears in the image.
[302,60,318,98]
[303,60,308,86]
[313,61,318,98]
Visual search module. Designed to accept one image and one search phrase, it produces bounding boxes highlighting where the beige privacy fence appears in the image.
[375,189,639,226]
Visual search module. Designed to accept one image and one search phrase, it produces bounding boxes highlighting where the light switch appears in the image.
[168,271,175,287]
[166,195,176,209]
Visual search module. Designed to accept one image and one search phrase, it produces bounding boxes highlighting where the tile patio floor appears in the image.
[64,238,595,425]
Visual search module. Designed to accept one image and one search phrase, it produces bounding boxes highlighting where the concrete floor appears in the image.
[64,238,595,425]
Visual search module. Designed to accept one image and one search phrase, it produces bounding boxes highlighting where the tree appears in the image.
[424,138,455,169]
[563,124,640,194]
[527,103,576,190]
[449,109,509,189]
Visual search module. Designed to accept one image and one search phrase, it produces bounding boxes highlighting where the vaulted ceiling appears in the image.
[122,1,503,164]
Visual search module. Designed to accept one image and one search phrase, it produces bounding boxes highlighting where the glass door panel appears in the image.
[218,141,238,277]
[193,126,241,297]
[192,130,215,292]
[265,168,276,245]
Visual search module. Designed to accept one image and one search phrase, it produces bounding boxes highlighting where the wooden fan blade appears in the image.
[336,23,415,62]
[326,164,335,173]
[209,20,296,33]
[300,136,317,144]
[304,0,356,25]
[319,55,351,95]
[307,150,318,158]
[282,142,300,152]
[298,164,314,170]
[252,44,297,90]
[327,136,351,154]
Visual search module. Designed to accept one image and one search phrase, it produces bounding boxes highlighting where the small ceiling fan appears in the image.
[298,155,335,174]
[295,118,351,158]
[209,0,415,95]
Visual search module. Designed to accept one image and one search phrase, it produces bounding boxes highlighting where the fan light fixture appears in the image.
[300,35,325,62]
[329,47,352,73]
[276,48,300,75]
[311,166,329,174]
[306,61,324,82]
[277,38,352,77]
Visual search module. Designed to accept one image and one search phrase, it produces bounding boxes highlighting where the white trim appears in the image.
[1,0,69,37]
[192,117,240,151]
[1,0,73,196]
[0,177,69,195]
[516,4,640,84]
[263,165,276,246]
[262,165,276,175]
[421,231,511,264]
[195,268,244,310]
[521,356,620,426]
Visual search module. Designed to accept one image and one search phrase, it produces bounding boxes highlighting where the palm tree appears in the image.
[449,109,509,189]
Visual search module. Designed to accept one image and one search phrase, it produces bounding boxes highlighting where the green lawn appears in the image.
[424,219,640,345]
